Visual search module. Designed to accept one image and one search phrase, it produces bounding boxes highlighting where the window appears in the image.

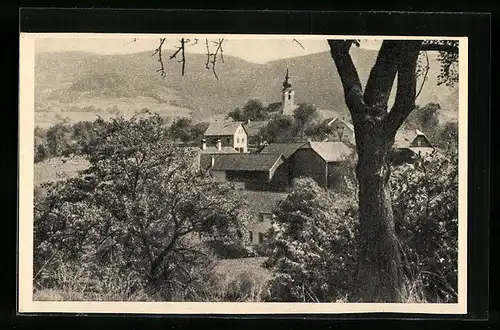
[249,231,253,243]
[237,138,240,143]
[417,140,422,146]
[258,233,264,244]
[242,138,245,143]
[288,94,291,100]
[227,138,230,144]
[343,134,349,139]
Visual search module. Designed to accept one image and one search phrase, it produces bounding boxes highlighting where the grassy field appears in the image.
[34,156,90,186]
[33,257,272,302]
[35,95,193,128]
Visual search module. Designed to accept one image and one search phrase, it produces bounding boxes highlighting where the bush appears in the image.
[263,177,358,302]
[391,148,458,303]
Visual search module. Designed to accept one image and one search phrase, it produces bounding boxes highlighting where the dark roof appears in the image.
[204,121,245,136]
[299,142,353,162]
[211,153,284,171]
[237,190,288,214]
[243,121,268,137]
[259,142,307,159]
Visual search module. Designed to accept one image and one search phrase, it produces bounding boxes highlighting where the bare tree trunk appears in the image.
[355,129,402,302]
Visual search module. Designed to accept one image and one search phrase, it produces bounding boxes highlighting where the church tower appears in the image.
[280,68,296,116]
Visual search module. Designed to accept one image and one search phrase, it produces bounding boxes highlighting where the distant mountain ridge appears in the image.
[35,47,458,125]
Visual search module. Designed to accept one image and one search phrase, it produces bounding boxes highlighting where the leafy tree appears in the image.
[293,103,319,139]
[260,115,295,143]
[436,121,458,151]
[405,102,441,134]
[168,117,209,144]
[45,123,76,157]
[228,99,267,122]
[71,121,100,155]
[304,120,335,141]
[168,117,194,143]
[266,102,282,114]
[242,99,266,121]
[227,107,244,122]
[191,122,210,143]
[34,113,247,299]
[264,177,358,302]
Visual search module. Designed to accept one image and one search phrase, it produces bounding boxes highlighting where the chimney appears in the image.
[216,139,222,150]
[201,138,207,151]
[246,119,251,124]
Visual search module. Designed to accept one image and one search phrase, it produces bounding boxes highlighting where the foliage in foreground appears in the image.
[391,148,459,303]
[263,177,359,302]
[34,113,249,300]
[263,147,458,303]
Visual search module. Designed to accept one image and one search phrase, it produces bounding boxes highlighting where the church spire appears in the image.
[282,68,292,89]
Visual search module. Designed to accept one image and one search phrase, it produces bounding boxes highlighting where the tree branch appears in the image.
[415,51,430,100]
[363,41,404,110]
[169,38,186,76]
[327,40,364,116]
[151,38,166,78]
[384,40,423,137]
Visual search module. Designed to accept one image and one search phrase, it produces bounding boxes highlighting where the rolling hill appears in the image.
[35,46,458,127]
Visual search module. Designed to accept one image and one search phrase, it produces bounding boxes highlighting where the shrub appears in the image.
[263,177,358,302]
[391,148,458,303]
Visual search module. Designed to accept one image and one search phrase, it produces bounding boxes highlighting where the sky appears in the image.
[34,35,383,64]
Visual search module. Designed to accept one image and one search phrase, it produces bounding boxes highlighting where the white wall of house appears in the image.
[330,119,355,143]
[233,125,248,153]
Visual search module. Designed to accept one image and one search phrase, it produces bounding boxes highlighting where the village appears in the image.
[192,70,435,246]
[30,37,459,305]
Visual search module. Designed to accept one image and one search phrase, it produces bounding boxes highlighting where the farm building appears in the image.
[209,153,289,192]
[289,142,354,190]
[237,190,288,245]
[390,129,435,165]
[203,121,248,153]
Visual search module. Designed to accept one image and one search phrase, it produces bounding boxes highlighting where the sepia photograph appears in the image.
[18,33,468,314]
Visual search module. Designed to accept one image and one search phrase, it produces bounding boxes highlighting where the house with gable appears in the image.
[390,129,435,165]
[203,121,248,153]
[260,141,354,190]
[326,116,356,144]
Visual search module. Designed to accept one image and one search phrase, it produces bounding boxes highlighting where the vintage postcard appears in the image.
[18,33,468,314]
